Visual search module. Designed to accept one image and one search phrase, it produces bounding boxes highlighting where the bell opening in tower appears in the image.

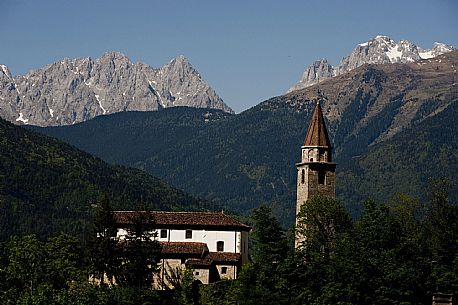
[318,170,326,185]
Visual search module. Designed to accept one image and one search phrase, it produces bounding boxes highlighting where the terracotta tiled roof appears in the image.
[186,252,241,267]
[113,211,251,230]
[160,242,208,255]
[207,252,241,263]
[304,101,331,148]
[186,257,213,267]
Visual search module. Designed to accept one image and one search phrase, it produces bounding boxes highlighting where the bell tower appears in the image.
[295,99,336,248]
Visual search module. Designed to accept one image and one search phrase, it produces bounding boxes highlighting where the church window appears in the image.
[160,229,167,238]
[221,267,227,274]
[301,169,305,184]
[318,171,326,185]
[195,271,200,276]
[185,229,192,239]
[217,241,224,252]
[310,158,314,162]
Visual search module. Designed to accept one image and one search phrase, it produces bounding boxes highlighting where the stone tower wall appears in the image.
[295,165,336,218]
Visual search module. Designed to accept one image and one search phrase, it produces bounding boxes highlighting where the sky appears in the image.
[1,0,457,113]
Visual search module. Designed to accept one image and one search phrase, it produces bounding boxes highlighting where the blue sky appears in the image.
[1,0,457,113]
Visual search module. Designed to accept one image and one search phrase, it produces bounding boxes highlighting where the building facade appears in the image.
[113,211,250,288]
[295,101,336,248]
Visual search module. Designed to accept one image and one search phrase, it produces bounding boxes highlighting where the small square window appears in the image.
[217,241,224,252]
[160,229,167,238]
[221,267,227,274]
[195,271,199,276]
[185,229,192,239]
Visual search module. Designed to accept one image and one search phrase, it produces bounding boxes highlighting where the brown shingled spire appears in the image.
[303,100,331,148]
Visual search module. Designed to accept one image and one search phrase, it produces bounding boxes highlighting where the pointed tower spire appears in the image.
[303,100,331,148]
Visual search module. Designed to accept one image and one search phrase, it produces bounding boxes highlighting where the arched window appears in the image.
[301,169,305,184]
[217,241,224,252]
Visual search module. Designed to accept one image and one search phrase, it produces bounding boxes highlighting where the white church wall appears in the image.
[116,227,244,254]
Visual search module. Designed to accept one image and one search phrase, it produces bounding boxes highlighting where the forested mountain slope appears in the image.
[0,117,209,240]
[32,52,458,226]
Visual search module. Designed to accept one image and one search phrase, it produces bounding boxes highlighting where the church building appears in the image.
[295,100,336,248]
[112,211,250,288]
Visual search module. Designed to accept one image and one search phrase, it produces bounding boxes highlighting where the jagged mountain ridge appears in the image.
[288,35,455,92]
[0,52,232,126]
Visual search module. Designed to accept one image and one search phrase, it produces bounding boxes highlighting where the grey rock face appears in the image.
[288,35,455,92]
[0,53,232,126]
[288,59,333,92]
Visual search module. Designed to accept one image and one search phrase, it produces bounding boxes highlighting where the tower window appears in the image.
[301,169,305,184]
[217,241,224,252]
[221,267,227,274]
[310,158,314,162]
[318,171,326,185]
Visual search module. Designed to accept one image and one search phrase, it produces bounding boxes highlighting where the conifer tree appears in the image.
[425,178,458,295]
[87,193,118,286]
[232,206,289,305]
[296,196,353,259]
[116,203,161,288]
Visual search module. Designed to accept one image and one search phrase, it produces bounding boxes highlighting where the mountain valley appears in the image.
[32,51,458,226]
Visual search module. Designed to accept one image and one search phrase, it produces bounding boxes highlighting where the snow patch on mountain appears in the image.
[95,94,107,114]
[1,65,10,77]
[16,113,28,124]
[386,44,403,61]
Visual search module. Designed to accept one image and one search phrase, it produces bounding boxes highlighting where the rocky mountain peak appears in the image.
[99,51,131,63]
[288,35,455,92]
[161,55,196,76]
[0,52,233,126]
[433,42,453,50]
[288,59,333,92]
[0,65,13,79]
[172,54,189,63]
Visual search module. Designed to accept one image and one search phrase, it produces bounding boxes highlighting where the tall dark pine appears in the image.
[87,194,118,286]
[116,204,161,288]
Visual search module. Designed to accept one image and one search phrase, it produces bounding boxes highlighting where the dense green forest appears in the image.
[31,52,458,227]
[0,181,456,304]
[33,97,458,226]
[339,98,458,212]
[0,117,213,240]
